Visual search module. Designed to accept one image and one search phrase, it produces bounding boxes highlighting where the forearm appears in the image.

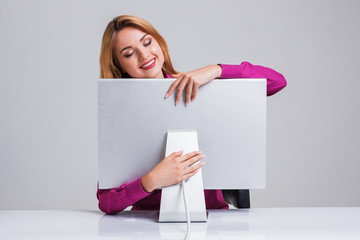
[218,61,287,96]
[97,178,151,214]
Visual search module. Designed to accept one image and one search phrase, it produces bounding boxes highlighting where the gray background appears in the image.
[0,0,359,210]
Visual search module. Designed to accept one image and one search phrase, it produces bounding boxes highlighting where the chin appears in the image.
[131,66,163,78]
[146,69,163,78]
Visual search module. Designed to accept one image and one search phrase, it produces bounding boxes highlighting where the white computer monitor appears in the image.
[98,78,266,221]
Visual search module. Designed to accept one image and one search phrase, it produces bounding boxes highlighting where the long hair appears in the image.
[100,15,178,78]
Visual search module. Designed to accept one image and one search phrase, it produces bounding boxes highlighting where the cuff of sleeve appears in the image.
[125,178,152,202]
[218,63,245,79]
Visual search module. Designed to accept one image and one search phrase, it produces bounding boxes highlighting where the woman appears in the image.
[97,15,287,214]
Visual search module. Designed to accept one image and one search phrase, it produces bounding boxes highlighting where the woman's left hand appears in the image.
[165,64,222,106]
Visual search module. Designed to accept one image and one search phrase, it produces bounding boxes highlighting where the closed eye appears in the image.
[144,39,152,46]
[125,52,134,58]
[124,38,152,58]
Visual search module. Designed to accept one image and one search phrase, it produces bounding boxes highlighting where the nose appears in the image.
[138,46,150,62]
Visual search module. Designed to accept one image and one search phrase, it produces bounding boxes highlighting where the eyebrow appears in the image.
[120,34,149,54]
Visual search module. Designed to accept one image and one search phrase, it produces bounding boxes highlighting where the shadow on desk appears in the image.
[98,210,250,239]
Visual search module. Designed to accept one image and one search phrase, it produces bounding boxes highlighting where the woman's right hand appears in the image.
[141,150,206,193]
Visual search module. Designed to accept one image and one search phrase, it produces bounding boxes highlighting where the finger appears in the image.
[165,79,181,99]
[177,151,202,163]
[184,161,205,175]
[182,154,205,167]
[180,164,204,182]
[185,81,193,106]
[166,150,184,160]
[175,76,189,105]
[191,84,199,102]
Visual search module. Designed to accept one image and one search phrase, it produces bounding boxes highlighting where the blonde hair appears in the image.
[99,15,178,78]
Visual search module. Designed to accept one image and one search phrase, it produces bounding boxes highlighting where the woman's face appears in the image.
[114,27,165,78]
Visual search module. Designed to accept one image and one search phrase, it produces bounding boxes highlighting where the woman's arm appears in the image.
[218,61,287,96]
[97,178,151,214]
[165,61,287,103]
[97,151,205,214]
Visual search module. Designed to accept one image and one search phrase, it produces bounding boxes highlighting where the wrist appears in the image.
[141,171,157,193]
[212,64,222,78]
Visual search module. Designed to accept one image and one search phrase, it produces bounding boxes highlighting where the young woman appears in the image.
[97,15,287,214]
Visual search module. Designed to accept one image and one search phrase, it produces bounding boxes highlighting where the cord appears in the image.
[181,180,190,240]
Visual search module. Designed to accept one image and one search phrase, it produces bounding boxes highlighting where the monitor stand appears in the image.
[158,131,207,222]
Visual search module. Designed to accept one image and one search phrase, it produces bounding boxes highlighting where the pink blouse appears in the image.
[97,61,287,214]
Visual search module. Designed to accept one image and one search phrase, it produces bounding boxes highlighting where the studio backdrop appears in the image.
[0,0,359,209]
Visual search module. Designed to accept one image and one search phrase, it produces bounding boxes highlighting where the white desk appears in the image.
[1,208,359,239]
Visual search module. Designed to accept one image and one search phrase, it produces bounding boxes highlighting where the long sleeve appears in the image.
[97,178,151,214]
[218,61,287,96]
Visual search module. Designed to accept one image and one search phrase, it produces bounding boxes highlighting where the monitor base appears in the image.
[158,131,207,223]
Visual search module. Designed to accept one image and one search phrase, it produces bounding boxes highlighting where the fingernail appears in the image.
[202,154,206,158]
[191,98,194,102]
[175,100,179,105]
[178,150,184,153]
[164,93,169,98]
[185,102,189,106]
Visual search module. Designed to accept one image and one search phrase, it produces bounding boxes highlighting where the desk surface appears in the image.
[1,208,359,240]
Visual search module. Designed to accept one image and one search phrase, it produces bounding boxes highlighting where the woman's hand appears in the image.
[164,64,222,106]
[141,150,206,193]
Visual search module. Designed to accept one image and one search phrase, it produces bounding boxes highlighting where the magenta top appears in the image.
[97,61,287,214]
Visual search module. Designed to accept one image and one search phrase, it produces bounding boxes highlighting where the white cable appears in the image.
[181,180,190,240]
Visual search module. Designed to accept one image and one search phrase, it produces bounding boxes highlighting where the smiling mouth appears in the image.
[140,58,156,69]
